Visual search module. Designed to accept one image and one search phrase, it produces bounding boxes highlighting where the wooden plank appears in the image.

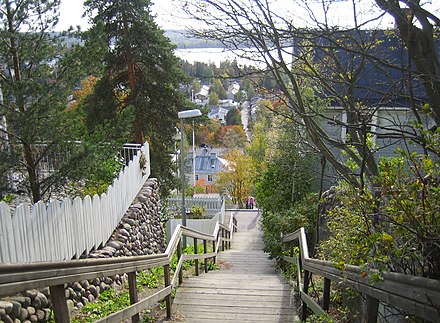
[96,286,171,323]
[171,256,184,289]
[176,290,291,300]
[174,294,291,306]
[181,227,216,241]
[176,287,291,297]
[299,291,326,316]
[0,259,169,297]
[303,260,440,321]
[282,255,298,264]
[0,202,15,263]
[182,252,216,261]
[179,312,298,322]
[175,304,295,315]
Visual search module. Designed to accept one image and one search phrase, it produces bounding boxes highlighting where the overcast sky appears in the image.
[57,1,178,31]
[57,0,439,32]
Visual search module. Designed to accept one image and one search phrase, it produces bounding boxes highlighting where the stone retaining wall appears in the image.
[0,178,165,322]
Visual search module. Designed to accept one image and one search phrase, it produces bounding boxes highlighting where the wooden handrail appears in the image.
[0,214,236,323]
[282,227,440,322]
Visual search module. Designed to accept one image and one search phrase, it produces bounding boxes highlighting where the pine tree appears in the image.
[84,0,189,195]
[0,0,86,202]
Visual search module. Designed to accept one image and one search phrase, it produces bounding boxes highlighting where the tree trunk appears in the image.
[122,9,143,144]
[23,143,41,203]
[375,0,440,126]
[6,0,42,202]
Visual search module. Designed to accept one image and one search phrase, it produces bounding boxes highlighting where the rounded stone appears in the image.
[124,218,136,226]
[24,290,38,298]
[10,301,21,318]
[2,314,13,323]
[66,300,75,313]
[67,287,75,297]
[88,285,99,298]
[29,315,38,323]
[119,228,130,237]
[0,301,13,314]
[35,293,48,308]
[106,241,121,250]
[18,308,28,321]
[26,307,36,316]
[13,297,30,308]
[80,280,90,289]
[40,287,50,297]
[122,223,131,231]
[72,282,82,292]
[43,308,51,321]
[35,310,45,321]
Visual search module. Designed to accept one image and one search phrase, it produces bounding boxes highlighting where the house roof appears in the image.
[187,147,229,173]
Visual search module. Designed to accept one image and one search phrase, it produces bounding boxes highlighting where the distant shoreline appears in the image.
[165,30,224,49]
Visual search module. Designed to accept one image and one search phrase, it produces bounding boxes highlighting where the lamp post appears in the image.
[192,120,196,187]
[178,109,202,248]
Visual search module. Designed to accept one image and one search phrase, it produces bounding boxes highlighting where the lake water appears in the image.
[175,47,294,67]
[175,47,246,66]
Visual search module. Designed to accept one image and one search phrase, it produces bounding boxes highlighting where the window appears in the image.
[195,175,199,181]
[208,174,213,182]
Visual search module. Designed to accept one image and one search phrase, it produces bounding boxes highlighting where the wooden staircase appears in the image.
[173,211,299,322]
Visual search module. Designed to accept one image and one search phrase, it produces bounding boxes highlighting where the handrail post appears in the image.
[194,237,199,276]
[228,230,231,249]
[203,239,208,273]
[221,228,225,251]
[50,284,69,323]
[177,239,183,285]
[164,264,172,319]
[233,217,237,232]
[301,270,310,321]
[365,295,379,323]
[212,239,216,264]
[128,271,139,323]
[323,278,331,311]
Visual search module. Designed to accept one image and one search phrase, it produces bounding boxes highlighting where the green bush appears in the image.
[190,205,206,219]
[319,151,440,279]
[261,193,318,261]
[79,156,124,197]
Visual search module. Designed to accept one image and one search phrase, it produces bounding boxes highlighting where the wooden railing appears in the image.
[282,228,440,322]
[0,215,237,323]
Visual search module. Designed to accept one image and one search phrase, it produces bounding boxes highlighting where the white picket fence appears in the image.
[0,142,150,264]
[167,196,224,215]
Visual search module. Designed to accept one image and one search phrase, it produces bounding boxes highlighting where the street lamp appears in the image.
[178,109,202,248]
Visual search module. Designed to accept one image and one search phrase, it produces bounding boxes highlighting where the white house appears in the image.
[208,107,229,123]
[186,147,229,188]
